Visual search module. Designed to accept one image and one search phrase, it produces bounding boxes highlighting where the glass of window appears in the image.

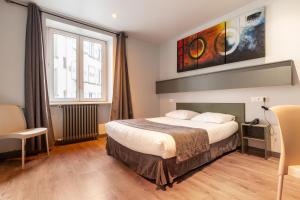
[83,39,103,100]
[53,33,77,99]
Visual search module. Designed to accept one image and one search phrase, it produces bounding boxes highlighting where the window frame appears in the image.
[47,27,108,103]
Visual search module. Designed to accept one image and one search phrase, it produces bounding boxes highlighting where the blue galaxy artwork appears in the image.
[225,8,265,63]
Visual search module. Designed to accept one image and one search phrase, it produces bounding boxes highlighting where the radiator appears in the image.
[60,104,98,144]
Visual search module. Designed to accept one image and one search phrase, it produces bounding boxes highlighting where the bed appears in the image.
[106,103,245,188]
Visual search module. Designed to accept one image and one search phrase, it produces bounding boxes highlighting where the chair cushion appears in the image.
[288,165,300,179]
[0,128,47,139]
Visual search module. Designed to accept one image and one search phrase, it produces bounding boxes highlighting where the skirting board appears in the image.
[246,146,280,158]
[0,149,50,160]
[156,60,294,94]
[0,150,21,160]
[0,142,279,160]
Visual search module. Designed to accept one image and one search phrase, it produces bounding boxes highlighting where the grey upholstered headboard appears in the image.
[176,103,245,134]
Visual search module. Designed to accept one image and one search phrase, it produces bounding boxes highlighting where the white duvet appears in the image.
[105,117,238,159]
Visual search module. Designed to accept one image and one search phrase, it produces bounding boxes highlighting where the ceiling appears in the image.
[24,0,254,44]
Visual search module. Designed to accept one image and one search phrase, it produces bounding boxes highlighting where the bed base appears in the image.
[106,133,239,188]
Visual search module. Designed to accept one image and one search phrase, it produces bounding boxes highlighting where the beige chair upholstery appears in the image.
[271,105,300,200]
[0,105,27,134]
[0,105,49,169]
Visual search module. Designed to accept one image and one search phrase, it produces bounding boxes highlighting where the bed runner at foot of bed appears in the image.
[115,119,209,163]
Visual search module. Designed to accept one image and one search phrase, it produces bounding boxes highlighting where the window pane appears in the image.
[83,40,102,99]
[53,33,77,99]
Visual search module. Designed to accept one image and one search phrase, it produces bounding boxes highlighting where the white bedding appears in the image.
[105,117,238,159]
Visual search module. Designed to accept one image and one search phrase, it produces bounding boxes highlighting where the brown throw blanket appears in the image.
[116,119,210,163]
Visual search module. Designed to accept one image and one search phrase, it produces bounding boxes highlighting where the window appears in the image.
[47,28,107,103]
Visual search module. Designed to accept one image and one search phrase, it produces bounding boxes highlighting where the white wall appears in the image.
[0,0,160,153]
[51,38,160,140]
[0,1,26,152]
[127,37,160,118]
[159,0,300,153]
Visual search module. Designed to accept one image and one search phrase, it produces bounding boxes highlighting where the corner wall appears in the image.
[158,0,300,153]
[127,37,160,118]
[0,1,26,152]
[0,0,160,153]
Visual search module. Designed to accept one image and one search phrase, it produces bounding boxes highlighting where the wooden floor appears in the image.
[0,138,300,200]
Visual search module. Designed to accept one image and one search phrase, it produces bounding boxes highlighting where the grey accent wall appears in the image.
[177,102,245,136]
[177,103,245,124]
[156,61,293,94]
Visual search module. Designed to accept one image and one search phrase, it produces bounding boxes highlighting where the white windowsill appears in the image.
[50,101,112,106]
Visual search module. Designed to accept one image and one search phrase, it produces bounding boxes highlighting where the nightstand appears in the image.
[241,123,271,159]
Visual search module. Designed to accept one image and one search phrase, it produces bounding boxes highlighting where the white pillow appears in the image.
[165,110,199,120]
[191,112,235,124]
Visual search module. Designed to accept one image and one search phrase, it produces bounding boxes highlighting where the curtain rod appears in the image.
[5,0,121,36]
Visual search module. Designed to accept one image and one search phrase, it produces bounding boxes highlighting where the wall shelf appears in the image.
[156,60,294,94]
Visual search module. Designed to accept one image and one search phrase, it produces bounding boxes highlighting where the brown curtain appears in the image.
[110,32,133,120]
[25,3,54,152]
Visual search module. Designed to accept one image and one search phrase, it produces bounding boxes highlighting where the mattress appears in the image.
[105,117,238,159]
